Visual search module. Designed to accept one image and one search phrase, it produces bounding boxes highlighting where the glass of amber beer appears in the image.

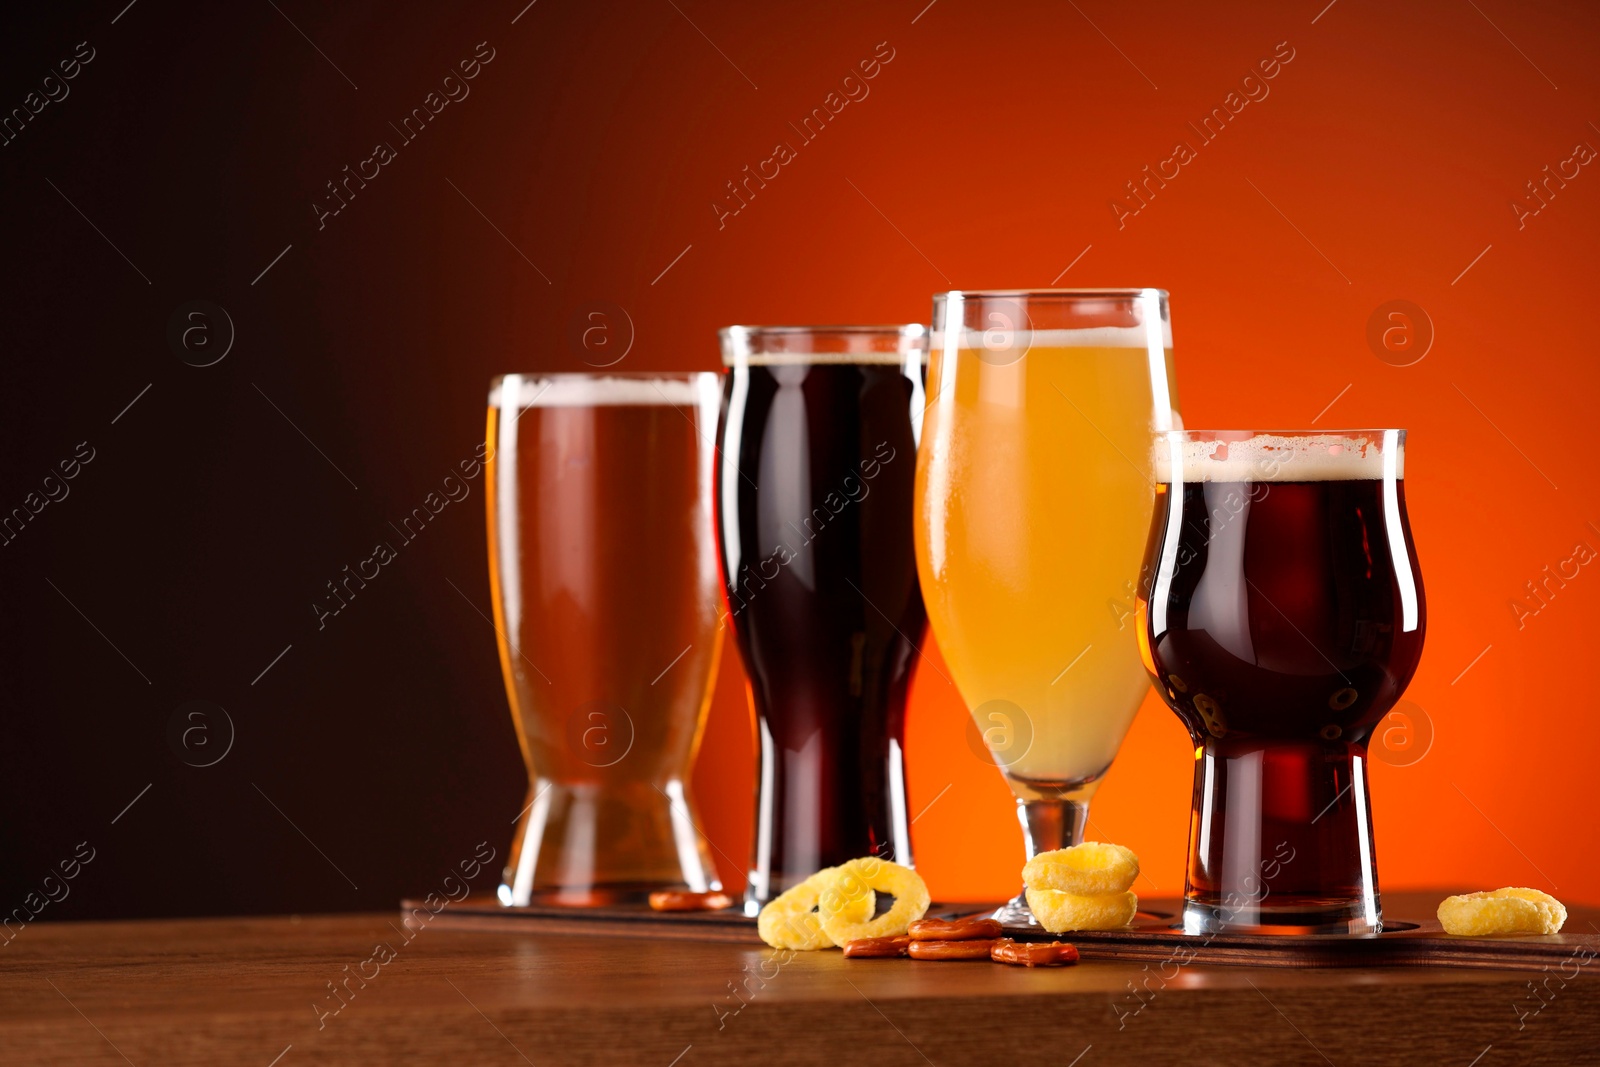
[717,325,928,913]
[1138,430,1425,933]
[915,290,1179,925]
[486,373,725,906]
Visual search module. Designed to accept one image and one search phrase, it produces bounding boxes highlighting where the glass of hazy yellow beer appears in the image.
[914,290,1179,925]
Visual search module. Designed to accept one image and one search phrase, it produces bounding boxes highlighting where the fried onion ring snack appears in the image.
[1024,887,1138,933]
[756,865,873,950]
[1437,887,1566,937]
[1021,842,1139,895]
[818,858,930,945]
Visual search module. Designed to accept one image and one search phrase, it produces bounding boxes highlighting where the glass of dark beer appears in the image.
[715,325,928,913]
[1139,430,1425,933]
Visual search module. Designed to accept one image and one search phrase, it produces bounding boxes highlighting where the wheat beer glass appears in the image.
[1139,431,1424,933]
[487,373,725,906]
[915,290,1178,925]
[716,325,927,912]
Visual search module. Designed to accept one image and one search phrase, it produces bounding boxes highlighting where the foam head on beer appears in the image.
[490,374,713,408]
[929,324,1175,352]
[1154,431,1402,483]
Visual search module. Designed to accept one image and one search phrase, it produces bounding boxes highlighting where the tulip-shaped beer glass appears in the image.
[1138,430,1425,933]
[914,290,1179,925]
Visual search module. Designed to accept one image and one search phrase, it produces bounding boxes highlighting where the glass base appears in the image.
[992,889,1040,927]
[498,777,719,908]
[1181,895,1382,935]
[496,883,694,908]
[1180,740,1383,937]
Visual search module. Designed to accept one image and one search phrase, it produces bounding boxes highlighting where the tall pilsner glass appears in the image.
[914,290,1179,925]
[716,325,928,913]
[488,373,725,906]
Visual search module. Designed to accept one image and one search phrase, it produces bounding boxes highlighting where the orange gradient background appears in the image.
[499,0,1600,907]
[12,0,1596,919]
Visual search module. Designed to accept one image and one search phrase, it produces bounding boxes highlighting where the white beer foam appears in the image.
[490,374,712,408]
[724,351,923,367]
[721,325,926,367]
[931,325,1175,350]
[1155,433,1400,482]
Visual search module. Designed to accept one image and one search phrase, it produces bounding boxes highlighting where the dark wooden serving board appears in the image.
[406,890,1598,973]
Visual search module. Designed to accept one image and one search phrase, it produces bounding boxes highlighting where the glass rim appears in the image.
[1164,428,1406,438]
[719,323,927,367]
[488,371,718,386]
[719,323,927,337]
[934,287,1169,302]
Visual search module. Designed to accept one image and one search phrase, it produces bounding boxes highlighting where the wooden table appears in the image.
[8,893,1597,1065]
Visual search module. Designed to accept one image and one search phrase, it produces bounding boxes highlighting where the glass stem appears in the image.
[1018,796,1090,861]
[992,796,1090,926]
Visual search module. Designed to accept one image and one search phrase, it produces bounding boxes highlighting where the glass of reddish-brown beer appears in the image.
[1139,430,1425,933]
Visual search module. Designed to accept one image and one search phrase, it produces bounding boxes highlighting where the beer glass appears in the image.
[1139,430,1425,933]
[487,373,725,906]
[716,325,928,912]
[915,290,1179,925]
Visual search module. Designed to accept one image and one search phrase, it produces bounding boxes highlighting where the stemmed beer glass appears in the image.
[913,290,1179,925]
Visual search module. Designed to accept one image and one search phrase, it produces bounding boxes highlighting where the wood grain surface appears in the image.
[418,891,1600,972]
[6,893,1597,1066]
